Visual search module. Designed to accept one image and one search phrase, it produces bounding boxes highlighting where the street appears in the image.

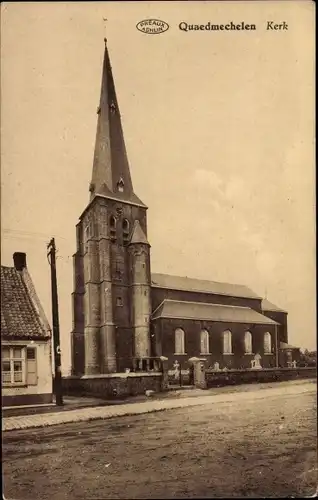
[3,381,317,499]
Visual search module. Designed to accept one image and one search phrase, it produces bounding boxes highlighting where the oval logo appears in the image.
[136,19,169,35]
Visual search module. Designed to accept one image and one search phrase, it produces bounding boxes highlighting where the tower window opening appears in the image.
[84,224,90,251]
[110,215,117,241]
[116,297,123,307]
[123,219,130,244]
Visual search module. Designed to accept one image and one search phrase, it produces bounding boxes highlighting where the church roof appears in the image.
[130,220,150,245]
[152,299,279,324]
[261,298,287,313]
[151,273,261,300]
[1,262,51,340]
[89,40,146,208]
[280,342,299,350]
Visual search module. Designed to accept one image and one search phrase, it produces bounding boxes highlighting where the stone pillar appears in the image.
[129,244,151,358]
[190,357,207,389]
[99,234,117,373]
[84,327,100,375]
[71,330,84,375]
[84,282,100,375]
[160,356,169,391]
[71,222,85,375]
[83,216,101,374]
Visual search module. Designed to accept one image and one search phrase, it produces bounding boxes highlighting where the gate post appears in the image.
[159,356,169,391]
[189,357,207,389]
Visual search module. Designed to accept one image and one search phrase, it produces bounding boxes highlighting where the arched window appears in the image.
[264,332,272,354]
[200,329,210,354]
[223,330,232,354]
[175,328,185,354]
[109,215,116,241]
[123,219,130,244]
[244,331,253,354]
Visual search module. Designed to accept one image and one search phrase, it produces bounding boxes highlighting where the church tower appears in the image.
[71,40,151,375]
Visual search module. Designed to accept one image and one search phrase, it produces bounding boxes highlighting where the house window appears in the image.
[2,346,37,386]
[200,329,210,354]
[244,331,253,354]
[116,297,123,307]
[223,330,232,354]
[109,215,116,241]
[26,347,37,385]
[175,328,185,354]
[264,332,272,354]
[123,219,130,244]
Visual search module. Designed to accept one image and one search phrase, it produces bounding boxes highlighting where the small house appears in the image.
[1,252,53,406]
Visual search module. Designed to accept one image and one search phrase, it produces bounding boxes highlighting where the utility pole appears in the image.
[275,324,279,368]
[47,238,63,406]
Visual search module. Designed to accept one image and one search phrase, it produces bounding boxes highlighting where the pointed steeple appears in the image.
[129,220,150,246]
[90,39,145,207]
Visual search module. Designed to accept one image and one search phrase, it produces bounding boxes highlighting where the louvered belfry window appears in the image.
[123,219,130,244]
[109,215,117,241]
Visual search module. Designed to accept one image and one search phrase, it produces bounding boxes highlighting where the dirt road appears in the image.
[3,382,317,499]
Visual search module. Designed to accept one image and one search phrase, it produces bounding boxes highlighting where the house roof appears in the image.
[262,298,287,313]
[1,266,51,340]
[152,299,279,325]
[151,273,262,300]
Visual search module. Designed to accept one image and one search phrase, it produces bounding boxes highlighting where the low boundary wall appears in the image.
[204,366,317,388]
[62,372,166,400]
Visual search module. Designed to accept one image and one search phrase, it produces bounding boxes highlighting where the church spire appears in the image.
[90,39,145,207]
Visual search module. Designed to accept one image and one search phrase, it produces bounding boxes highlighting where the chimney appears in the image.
[13,252,27,271]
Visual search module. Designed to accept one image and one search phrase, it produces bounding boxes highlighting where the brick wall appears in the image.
[154,318,277,370]
[204,367,317,388]
[62,372,164,399]
[262,310,288,344]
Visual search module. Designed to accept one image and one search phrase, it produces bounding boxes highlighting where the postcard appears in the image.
[1,2,316,499]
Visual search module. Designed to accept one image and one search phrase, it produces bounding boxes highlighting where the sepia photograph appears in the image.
[1,1,316,498]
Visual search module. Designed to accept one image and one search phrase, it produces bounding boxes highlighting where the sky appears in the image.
[1,2,315,373]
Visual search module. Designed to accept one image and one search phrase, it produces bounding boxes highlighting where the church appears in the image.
[70,41,295,377]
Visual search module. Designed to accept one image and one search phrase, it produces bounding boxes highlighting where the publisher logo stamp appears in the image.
[136,19,169,35]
